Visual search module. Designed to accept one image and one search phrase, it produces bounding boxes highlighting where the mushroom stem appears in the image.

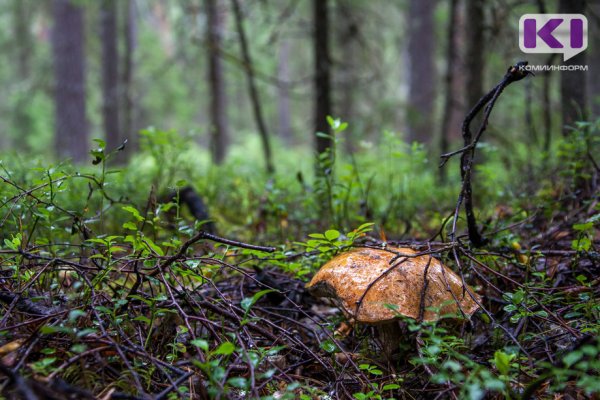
[377,321,402,358]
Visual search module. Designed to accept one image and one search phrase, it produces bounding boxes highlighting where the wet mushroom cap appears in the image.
[306,247,480,323]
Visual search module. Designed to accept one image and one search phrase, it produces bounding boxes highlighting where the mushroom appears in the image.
[306,247,480,357]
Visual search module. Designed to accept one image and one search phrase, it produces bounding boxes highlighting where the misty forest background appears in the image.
[0,0,599,399]
[0,0,595,176]
[0,0,596,240]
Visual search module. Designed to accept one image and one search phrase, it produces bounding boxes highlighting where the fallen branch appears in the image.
[150,230,276,276]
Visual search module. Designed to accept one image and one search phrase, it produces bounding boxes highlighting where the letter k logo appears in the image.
[524,18,563,48]
[519,14,587,61]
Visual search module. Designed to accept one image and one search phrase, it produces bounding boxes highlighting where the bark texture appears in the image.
[559,0,587,132]
[407,0,436,143]
[100,0,121,162]
[206,0,229,164]
[464,0,485,114]
[439,0,459,180]
[121,0,137,158]
[313,0,333,156]
[52,0,88,163]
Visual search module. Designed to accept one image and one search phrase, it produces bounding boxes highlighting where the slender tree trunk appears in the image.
[14,0,32,79]
[11,0,34,151]
[206,0,229,165]
[559,0,587,132]
[121,0,137,158]
[277,39,293,144]
[100,0,121,163]
[538,0,553,152]
[450,0,466,140]
[407,0,436,144]
[460,0,484,244]
[313,0,332,156]
[589,1,600,117]
[338,1,358,154]
[231,0,274,174]
[541,55,555,152]
[464,0,485,113]
[52,0,88,163]
[439,0,459,181]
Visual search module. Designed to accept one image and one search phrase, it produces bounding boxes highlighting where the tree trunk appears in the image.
[121,0,137,159]
[277,39,293,144]
[439,0,459,181]
[231,0,274,174]
[100,0,121,163]
[464,0,485,113]
[407,0,436,144]
[589,1,600,117]
[313,0,333,157]
[206,0,229,165]
[11,0,34,151]
[52,0,88,163]
[559,0,587,132]
[461,0,485,245]
[338,1,358,154]
[541,57,554,152]
[13,0,32,79]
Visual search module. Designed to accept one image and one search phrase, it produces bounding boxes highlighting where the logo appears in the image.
[519,14,587,61]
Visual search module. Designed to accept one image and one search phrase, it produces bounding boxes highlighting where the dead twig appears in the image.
[442,62,532,246]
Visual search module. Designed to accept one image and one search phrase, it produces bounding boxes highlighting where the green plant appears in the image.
[502,289,548,324]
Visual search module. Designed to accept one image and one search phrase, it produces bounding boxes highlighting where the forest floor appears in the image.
[0,173,598,399]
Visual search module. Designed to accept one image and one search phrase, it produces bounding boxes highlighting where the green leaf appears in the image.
[512,290,524,304]
[190,339,209,351]
[572,236,591,251]
[581,345,598,357]
[241,289,276,312]
[307,239,325,247]
[483,378,505,391]
[143,237,164,256]
[40,325,61,334]
[382,384,400,391]
[133,315,151,325]
[123,221,137,231]
[355,222,375,232]
[122,205,144,222]
[503,304,517,312]
[493,350,514,376]
[573,222,593,231]
[3,239,17,251]
[563,351,582,367]
[68,309,87,321]
[320,339,338,353]
[324,229,340,241]
[214,342,235,356]
[71,344,87,353]
[227,377,248,389]
[93,138,106,147]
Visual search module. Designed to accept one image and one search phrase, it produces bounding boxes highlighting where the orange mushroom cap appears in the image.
[306,247,480,323]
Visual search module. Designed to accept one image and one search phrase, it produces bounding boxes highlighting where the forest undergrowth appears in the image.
[0,118,598,399]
